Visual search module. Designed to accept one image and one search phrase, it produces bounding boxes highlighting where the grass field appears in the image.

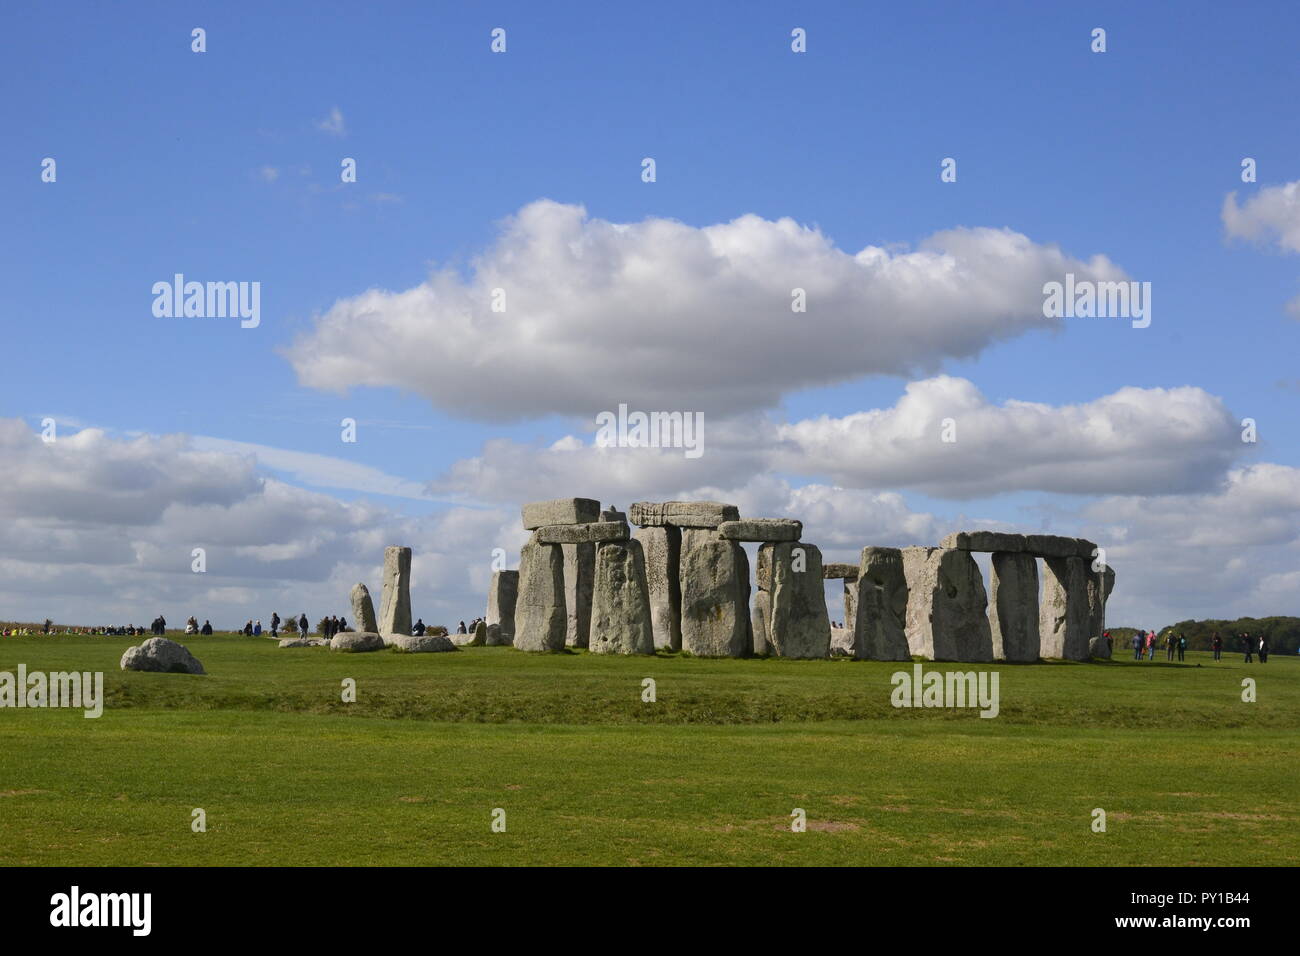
[1,633,1296,866]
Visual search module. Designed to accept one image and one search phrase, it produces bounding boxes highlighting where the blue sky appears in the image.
[3,1,1299,628]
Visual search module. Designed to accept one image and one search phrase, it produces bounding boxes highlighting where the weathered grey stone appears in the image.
[842,580,857,634]
[278,638,325,648]
[120,637,205,674]
[536,522,630,544]
[378,546,412,638]
[350,582,378,633]
[854,547,911,661]
[630,500,740,529]
[751,590,771,655]
[989,551,1040,662]
[514,535,567,652]
[716,518,801,542]
[562,541,595,648]
[1039,556,1091,660]
[901,547,994,662]
[767,542,831,659]
[486,570,518,645]
[600,507,627,522]
[390,634,458,653]
[1086,564,1116,658]
[756,544,774,591]
[822,563,860,581]
[940,531,1029,553]
[330,631,385,653]
[589,540,655,655]
[679,529,749,657]
[830,626,855,657]
[634,525,681,651]
[522,498,600,530]
[1026,534,1098,560]
[452,620,488,647]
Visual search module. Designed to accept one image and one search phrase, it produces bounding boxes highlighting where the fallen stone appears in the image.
[390,634,458,653]
[378,546,412,638]
[120,637,205,675]
[536,522,630,544]
[679,529,749,657]
[486,570,518,645]
[350,582,378,633]
[854,547,912,661]
[522,497,600,530]
[330,631,386,653]
[716,518,801,542]
[989,551,1040,662]
[514,535,567,652]
[901,547,994,662]
[452,620,488,647]
[589,539,655,654]
[1039,556,1091,660]
[634,525,682,651]
[822,563,860,581]
[830,626,855,657]
[630,500,740,529]
[766,542,831,659]
[278,638,325,648]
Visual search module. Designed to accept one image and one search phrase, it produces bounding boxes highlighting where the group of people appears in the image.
[1127,629,1272,663]
[456,617,484,635]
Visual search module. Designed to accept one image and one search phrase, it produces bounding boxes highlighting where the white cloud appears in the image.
[1223,180,1300,253]
[259,165,280,183]
[284,200,1127,420]
[774,376,1244,498]
[315,106,346,136]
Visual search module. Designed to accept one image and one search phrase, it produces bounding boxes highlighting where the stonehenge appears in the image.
[345,509,1114,665]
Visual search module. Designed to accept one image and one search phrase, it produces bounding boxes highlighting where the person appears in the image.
[1143,630,1153,661]
[243,620,253,637]
[201,620,213,635]
[1165,632,1175,661]
[457,620,467,634]
[413,618,425,636]
[325,616,337,640]
[337,616,349,633]
[270,612,280,638]
[1242,633,1253,663]
[299,613,309,636]
[1132,631,1143,660]
[1212,631,1222,661]
[1177,633,1187,662]
[1259,635,1269,664]
[331,615,341,637]
[1104,630,1112,654]
[254,620,263,636]
[157,615,166,635]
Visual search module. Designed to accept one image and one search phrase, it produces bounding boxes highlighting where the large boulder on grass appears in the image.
[279,638,326,648]
[120,637,205,675]
[389,634,458,653]
[330,631,385,653]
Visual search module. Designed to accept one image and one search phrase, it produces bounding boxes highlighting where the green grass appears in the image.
[1,633,1296,865]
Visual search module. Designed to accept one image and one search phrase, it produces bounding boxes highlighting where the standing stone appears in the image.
[589,540,655,655]
[486,570,518,646]
[514,535,567,652]
[988,552,1040,662]
[842,581,857,635]
[350,582,378,634]
[751,590,771,656]
[1086,564,1116,658]
[900,547,994,662]
[378,546,412,639]
[679,529,749,657]
[635,525,682,651]
[1039,556,1091,661]
[562,542,595,648]
[852,547,911,661]
[766,542,831,659]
